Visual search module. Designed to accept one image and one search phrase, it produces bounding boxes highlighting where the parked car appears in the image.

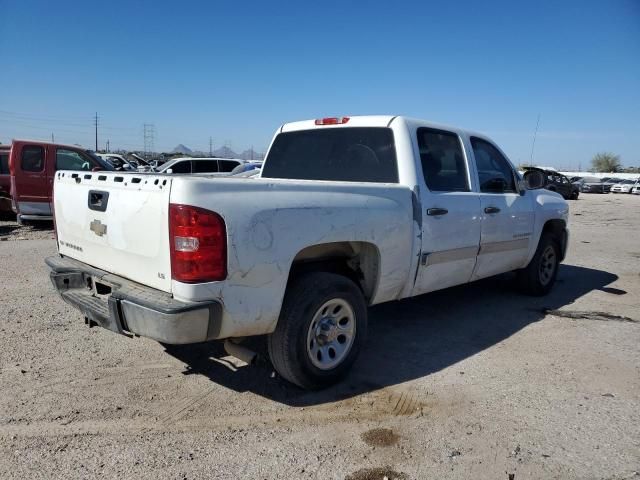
[47,115,569,390]
[632,185,640,195]
[8,140,112,223]
[601,177,624,192]
[524,167,578,200]
[96,153,137,171]
[155,157,249,174]
[580,177,609,193]
[0,145,11,213]
[610,179,639,194]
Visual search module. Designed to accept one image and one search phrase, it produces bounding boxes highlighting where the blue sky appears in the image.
[0,0,638,168]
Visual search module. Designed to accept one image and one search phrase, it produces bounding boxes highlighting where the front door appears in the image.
[412,127,482,296]
[470,137,534,280]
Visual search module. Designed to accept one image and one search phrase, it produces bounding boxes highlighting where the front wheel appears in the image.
[516,233,560,296]
[267,272,367,390]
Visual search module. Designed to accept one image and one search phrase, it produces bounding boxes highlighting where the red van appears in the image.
[9,140,111,223]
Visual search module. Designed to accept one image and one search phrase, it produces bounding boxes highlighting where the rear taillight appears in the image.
[169,204,227,283]
[315,117,350,125]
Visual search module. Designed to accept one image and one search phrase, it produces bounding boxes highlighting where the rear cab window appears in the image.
[21,145,45,172]
[262,127,398,183]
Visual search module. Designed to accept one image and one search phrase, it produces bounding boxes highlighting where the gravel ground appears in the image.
[0,194,638,480]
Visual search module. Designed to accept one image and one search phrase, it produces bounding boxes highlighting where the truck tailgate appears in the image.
[54,171,172,292]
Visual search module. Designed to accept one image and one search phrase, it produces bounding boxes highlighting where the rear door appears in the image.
[470,137,534,280]
[12,143,50,215]
[412,127,482,295]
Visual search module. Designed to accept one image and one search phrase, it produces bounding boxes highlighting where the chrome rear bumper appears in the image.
[46,255,222,344]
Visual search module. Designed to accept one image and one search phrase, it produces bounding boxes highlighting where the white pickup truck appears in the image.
[47,116,569,389]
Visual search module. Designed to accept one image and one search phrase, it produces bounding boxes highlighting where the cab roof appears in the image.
[279,115,493,142]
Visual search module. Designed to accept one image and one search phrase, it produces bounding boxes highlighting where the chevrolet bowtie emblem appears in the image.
[90,219,107,237]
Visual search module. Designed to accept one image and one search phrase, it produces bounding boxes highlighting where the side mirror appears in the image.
[166,168,173,174]
[92,167,103,172]
[523,170,546,190]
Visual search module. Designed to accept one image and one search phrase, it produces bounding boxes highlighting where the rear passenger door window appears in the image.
[417,128,469,192]
[218,160,239,172]
[21,145,45,172]
[470,137,516,193]
[193,160,219,173]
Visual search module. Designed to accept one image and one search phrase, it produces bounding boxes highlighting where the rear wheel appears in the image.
[517,233,560,296]
[267,272,367,390]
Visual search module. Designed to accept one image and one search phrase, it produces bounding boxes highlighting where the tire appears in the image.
[516,233,560,296]
[570,191,579,200]
[267,272,367,390]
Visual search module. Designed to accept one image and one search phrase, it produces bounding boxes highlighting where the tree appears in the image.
[591,152,621,173]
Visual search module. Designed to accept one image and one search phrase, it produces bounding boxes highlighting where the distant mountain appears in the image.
[213,146,237,158]
[172,144,193,154]
[169,145,263,160]
[239,148,263,161]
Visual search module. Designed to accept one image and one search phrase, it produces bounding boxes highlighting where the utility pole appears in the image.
[529,113,540,166]
[209,136,213,156]
[250,145,254,160]
[94,112,99,151]
[51,133,54,142]
[143,124,155,159]
[106,139,110,153]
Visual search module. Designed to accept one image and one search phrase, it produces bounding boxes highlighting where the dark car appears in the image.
[523,167,579,199]
[580,176,609,193]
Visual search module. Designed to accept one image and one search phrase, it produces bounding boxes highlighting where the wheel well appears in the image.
[287,242,380,302]
[542,219,567,260]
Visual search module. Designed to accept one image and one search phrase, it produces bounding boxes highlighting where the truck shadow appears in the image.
[163,264,618,406]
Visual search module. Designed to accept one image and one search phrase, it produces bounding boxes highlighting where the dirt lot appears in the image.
[1,194,639,480]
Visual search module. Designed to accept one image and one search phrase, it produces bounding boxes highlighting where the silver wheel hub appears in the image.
[306,298,356,370]
[539,245,557,286]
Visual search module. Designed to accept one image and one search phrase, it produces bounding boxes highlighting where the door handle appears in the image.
[427,208,448,216]
[484,206,501,214]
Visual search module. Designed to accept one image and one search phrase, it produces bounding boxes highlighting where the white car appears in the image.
[632,185,640,195]
[48,115,569,389]
[156,157,250,175]
[610,179,639,193]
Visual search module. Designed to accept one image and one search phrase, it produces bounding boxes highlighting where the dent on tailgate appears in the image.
[54,171,173,292]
